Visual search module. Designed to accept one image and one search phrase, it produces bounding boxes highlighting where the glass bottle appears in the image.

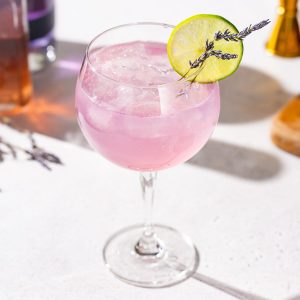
[27,0,56,72]
[0,0,32,111]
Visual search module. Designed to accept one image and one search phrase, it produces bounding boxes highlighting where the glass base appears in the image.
[103,224,199,288]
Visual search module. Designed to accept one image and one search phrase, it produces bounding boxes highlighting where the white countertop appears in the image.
[1,0,300,299]
[1,119,300,300]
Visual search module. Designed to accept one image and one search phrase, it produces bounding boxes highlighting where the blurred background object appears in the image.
[0,0,32,111]
[27,0,56,72]
[2,0,299,153]
[266,0,300,156]
[271,95,300,156]
[266,0,300,57]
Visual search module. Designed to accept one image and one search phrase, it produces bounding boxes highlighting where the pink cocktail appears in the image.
[75,23,220,288]
[76,41,219,171]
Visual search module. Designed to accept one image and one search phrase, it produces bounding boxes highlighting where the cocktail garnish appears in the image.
[214,19,271,41]
[167,15,270,83]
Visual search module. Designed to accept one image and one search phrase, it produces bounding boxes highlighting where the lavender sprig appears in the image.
[186,19,270,78]
[214,19,271,42]
[26,132,62,170]
[0,137,17,160]
[0,117,62,171]
[188,38,238,70]
[189,41,238,69]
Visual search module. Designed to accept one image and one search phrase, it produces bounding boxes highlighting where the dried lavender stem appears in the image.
[186,19,270,78]
[214,19,271,42]
[0,117,62,171]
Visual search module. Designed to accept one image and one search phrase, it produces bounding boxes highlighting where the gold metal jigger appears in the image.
[266,0,300,57]
[268,1,300,155]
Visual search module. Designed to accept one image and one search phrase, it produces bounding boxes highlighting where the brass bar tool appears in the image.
[266,0,300,57]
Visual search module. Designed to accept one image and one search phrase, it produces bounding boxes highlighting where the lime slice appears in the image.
[167,14,243,83]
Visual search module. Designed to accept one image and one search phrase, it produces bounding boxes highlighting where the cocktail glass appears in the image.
[75,23,220,288]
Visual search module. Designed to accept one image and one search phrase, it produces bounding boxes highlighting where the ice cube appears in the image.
[85,100,114,131]
[158,82,191,115]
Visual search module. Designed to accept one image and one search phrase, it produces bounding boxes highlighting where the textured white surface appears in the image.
[1,0,300,299]
[0,115,300,300]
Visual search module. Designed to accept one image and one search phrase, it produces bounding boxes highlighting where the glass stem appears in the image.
[135,172,163,257]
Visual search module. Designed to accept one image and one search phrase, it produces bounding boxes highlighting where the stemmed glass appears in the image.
[75,22,220,288]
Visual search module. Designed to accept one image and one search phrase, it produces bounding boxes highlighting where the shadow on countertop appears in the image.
[191,272,269,300]
[2,40,88,146]
[6,43,291,144]
[172,260,269,300]
[187,139,282,181]
[219,66,291,124]
[3,41,285,182]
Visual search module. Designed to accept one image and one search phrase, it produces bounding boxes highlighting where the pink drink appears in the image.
[76,41,220,171]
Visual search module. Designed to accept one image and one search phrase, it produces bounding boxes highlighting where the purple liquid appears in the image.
[27,0,54,47]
